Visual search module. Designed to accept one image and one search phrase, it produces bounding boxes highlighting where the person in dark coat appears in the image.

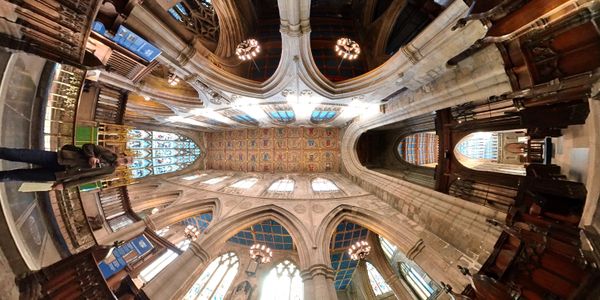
[0,144,132,189]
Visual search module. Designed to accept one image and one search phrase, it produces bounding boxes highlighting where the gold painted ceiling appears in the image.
[206,127,340,173]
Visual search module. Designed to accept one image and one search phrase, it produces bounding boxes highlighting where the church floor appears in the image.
[0,50,63,279]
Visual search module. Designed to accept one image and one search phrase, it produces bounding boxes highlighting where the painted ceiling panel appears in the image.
[206,127,340,173]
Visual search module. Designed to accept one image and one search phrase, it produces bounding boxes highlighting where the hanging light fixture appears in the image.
[335,37,360,71]
[249,243,273,264]
[236,38,261,70]
[184,224,200,241]
[167,73,180,86]
[348,240,371,261]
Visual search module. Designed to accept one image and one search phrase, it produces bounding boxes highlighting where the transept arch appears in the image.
[199,205,314,269]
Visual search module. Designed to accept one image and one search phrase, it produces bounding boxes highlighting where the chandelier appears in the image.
[184,225,200,241]
[249,243,273,264]
[335,38,360,60]
[348,240,371,261]
[236,38,261,71]
[236,39,261,61]
[167,73,180,86]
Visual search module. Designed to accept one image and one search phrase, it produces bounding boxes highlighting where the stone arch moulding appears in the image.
[314,204,472,289]
[151,198,220,230]
[315,204,421,267]
[200,204,314,270]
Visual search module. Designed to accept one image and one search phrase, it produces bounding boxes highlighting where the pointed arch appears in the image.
[200,205,313,269]
[315,204,421,268]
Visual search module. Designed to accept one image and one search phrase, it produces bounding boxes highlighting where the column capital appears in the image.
[300,264,336,281]
[189,241,210,262]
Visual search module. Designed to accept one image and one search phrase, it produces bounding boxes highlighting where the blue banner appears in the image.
[98,235,154,279]
[92,22,162,62]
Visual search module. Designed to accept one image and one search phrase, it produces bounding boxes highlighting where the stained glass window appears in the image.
[127,130,201,179]
[397,132,438,167]
[366,262,392,296]
[232,114,258,125]
[311,110,337,123]
[138,239,190,283]
[311,178,339,192]
[183,252,239,300]
[269,110,295,123]
[268,179,295,192]
[456,132,498,161]
[230,178,259,189]
[260,260,303,300]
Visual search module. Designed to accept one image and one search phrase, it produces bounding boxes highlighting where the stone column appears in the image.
[142,242,210,299]
[300,264,337,300]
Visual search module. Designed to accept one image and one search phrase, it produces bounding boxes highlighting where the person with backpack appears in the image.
[0,144,132,190]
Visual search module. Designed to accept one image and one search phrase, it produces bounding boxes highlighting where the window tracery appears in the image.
[366,262,392,296]
[311,177,339,192]
[167,0,219,43]
[127,130,201,179]
[202,175,231,185]
[268,179,295,192]
[183,252,240,300]
[260,260,303,300]
[454,131,527,176]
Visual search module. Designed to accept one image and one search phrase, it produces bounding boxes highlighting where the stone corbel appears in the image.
[401,44,423,65]
[300,264,336,281]
[176,41,198,66]
[406,238,425,260]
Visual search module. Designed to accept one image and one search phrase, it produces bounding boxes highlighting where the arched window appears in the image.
[127,130,201,179]
[183,252,240,300]
[399,262,439,300]
[311,109,337,123]
[231,114,258,125]
[397,132,438,167]
[379,236,397,259]
[202,176,230,185]
[268,179,295,192]
[366,262,392,296]
[311,177,339,192]
[260,260,303,300]
[268,110,295,123]
[138,239,190,283]
[183,174,206,181]
[230,178,259,189]
[455,131,527,176]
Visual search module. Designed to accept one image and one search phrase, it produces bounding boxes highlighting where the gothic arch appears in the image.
[200,204,314,269]
[152,198,221,230]
[315,204,421,267]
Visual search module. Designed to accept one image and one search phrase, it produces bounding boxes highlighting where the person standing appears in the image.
[0,144,132,189]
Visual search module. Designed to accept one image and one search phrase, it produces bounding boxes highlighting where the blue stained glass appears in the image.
[311,109,337,123]
[269,110,295,123]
